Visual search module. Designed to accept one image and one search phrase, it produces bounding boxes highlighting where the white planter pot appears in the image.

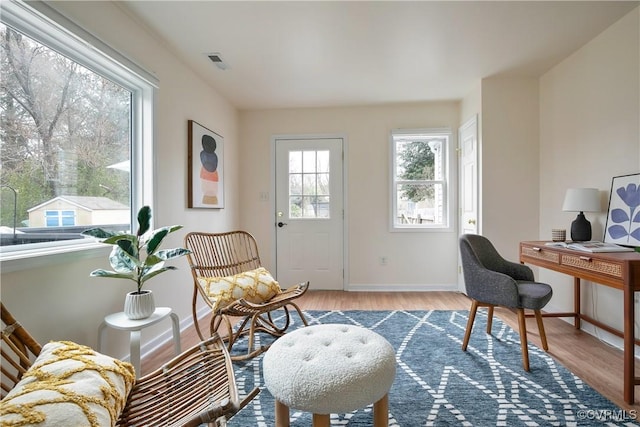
[124,290,155,320]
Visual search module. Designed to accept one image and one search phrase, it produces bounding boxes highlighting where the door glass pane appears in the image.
[316,196,330,218]
[318,173,330,195]
[303,151,316,173]
[288,149,331,219]
[303,174,316,195]
[317,151,330,173]
[289,151,302,173]
[289,174,302,195]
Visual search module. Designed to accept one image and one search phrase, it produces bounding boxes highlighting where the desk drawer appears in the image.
[561,254,623,278]
[521,245,560,264]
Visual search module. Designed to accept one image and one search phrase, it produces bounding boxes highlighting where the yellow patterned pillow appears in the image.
[0,341,135,427]
[197,267,282,312]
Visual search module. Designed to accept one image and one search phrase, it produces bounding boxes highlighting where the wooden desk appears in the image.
[519,241,640,404]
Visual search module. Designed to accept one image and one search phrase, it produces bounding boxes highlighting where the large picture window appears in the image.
[0,1,156,262]
[391,128,451,231]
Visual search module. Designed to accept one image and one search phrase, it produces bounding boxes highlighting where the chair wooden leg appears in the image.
[517,308,530,371]
[462,299,479,351]
[486,305,494,334]
[534,309,549,351]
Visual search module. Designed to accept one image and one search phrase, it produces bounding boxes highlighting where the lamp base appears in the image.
[570,212,592,242]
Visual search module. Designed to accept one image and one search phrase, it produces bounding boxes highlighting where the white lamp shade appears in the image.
[562,188,600,212]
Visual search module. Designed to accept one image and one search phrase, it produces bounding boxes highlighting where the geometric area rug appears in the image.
[227,310,639,426]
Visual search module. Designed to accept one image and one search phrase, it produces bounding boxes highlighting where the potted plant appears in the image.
[82,206,191,319]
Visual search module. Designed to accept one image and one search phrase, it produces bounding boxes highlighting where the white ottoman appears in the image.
[263,324,396,427]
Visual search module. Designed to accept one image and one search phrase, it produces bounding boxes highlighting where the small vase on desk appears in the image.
[124,290,155,320]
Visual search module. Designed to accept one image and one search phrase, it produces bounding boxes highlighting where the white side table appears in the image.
[98,307,181,378]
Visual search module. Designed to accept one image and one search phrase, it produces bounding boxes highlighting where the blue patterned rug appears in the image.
[227,310,639,426]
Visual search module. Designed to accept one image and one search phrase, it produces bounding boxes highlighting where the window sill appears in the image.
[0,241,109,274]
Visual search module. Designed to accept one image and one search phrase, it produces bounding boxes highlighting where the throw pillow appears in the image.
[197,267,282,312]
[0,341,135,427]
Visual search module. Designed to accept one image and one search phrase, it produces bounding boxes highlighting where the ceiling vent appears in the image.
[206,52,229,70]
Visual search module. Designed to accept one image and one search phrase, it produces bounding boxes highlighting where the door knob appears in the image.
[468,219,476,225]
[277,222,288,228]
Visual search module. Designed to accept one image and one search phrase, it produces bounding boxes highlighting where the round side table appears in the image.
[97,307,180,377]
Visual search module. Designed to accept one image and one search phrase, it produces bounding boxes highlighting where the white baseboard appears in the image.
[346,283,459,292]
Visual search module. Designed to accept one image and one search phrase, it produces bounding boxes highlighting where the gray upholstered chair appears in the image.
[459,234,552,371]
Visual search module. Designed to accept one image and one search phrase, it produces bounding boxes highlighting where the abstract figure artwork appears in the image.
[604,173,640,247]
[188,120,224,208]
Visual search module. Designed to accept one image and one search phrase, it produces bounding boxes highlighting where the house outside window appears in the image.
[0,1,156,260]
[390,128,452,231]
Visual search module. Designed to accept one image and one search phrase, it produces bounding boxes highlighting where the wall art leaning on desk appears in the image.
[604,172,640,247]
[544,241,634,252]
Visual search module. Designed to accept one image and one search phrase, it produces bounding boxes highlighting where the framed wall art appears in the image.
[604,172,640,247]
[188,120,224,209]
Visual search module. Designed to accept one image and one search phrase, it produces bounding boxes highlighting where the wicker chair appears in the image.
[184,230,309,361]
[1,302,259,426]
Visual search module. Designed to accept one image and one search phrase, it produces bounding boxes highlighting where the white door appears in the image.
[458,116,478,289]
[275,137,344,290]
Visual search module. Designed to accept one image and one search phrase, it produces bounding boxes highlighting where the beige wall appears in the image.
[480,77,540,260]
[239,102,461,289]
[539,8,639,343]
[1,1,240,364]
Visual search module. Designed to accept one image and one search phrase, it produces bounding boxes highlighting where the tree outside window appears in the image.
[0,5,145,250]
[391,129,450,230]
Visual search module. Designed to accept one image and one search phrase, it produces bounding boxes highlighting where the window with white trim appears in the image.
[391,128,451,231]
[0,1,156,258]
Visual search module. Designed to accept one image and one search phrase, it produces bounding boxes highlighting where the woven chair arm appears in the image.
[220,281,309,313]
[117,334,247,427]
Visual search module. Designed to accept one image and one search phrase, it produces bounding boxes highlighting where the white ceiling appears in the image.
[120,1,638,110]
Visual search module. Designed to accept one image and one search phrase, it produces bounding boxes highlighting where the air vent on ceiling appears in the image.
[206,52,229,70]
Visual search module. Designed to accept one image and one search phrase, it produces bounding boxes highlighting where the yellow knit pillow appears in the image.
[0,341,135,427]
[197,267,282,312]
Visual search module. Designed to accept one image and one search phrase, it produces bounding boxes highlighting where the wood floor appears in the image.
[142,290,640,411]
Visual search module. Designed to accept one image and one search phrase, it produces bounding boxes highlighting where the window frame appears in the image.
[390,128,453,232]
[0,0,157,271]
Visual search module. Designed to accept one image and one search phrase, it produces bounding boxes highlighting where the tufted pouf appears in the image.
[263,324,396,427]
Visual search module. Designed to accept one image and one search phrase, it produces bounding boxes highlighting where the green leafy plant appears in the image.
[82,206,191,293]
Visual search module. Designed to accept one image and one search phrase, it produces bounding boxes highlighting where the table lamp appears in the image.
[562,188,600,242]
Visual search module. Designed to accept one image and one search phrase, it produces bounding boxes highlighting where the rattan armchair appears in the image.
[1,302,259,426]
[184,230,309,361]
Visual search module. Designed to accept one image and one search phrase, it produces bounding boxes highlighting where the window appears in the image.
[0,1,156,262]
[45,211,76,227]
[288,150,330,219]
[391,128,451,231]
